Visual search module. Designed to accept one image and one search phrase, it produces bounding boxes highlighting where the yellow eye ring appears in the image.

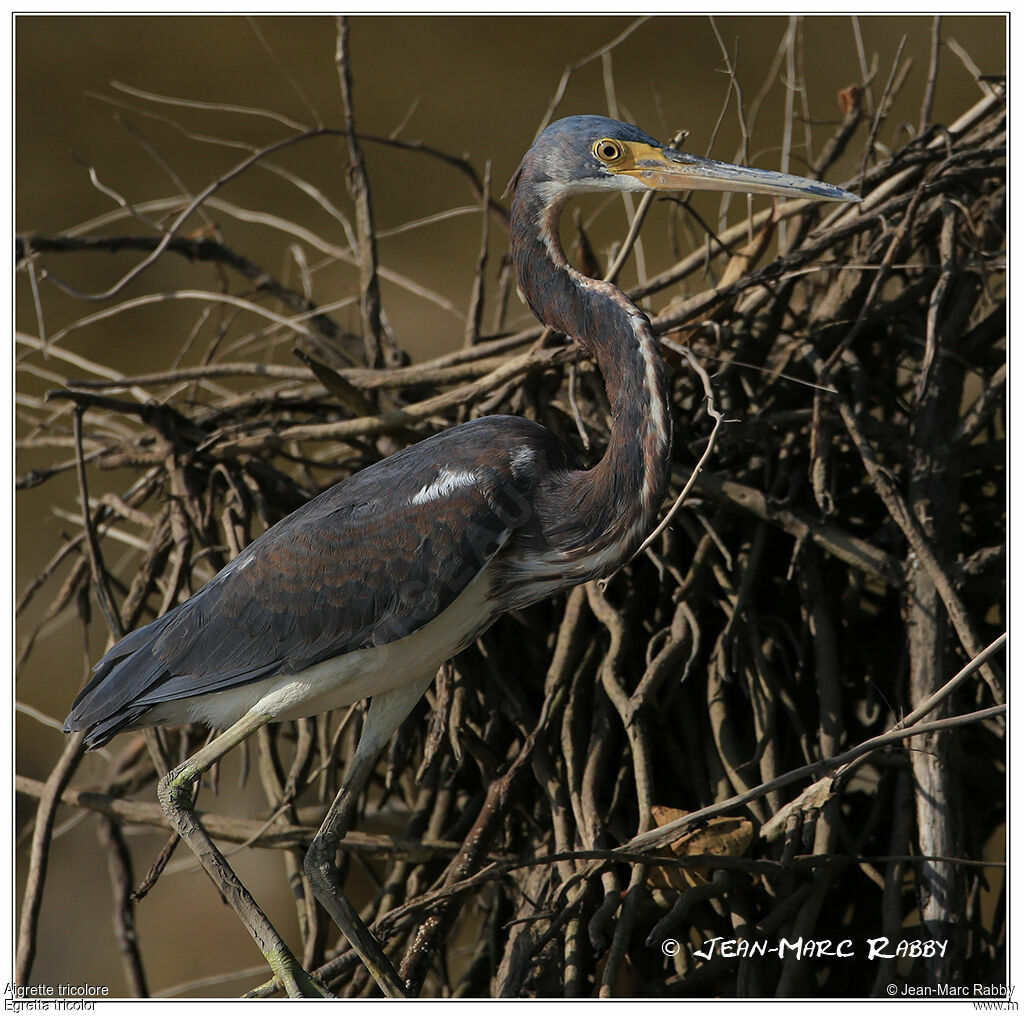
[593,138,624,164]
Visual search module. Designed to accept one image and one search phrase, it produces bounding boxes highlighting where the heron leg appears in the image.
[304,674,435,998]
[157,709,331,999]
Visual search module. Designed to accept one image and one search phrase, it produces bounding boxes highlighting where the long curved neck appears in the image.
[509,184,672,576]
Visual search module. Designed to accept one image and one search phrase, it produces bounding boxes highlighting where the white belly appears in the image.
[145,565,497,731]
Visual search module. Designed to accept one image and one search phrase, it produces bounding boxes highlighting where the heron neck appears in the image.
[510,191,672,572]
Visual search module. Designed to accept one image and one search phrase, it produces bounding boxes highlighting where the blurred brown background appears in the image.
[15,14,1006,996]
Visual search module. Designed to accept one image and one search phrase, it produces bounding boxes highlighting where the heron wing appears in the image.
[66,416,569,744]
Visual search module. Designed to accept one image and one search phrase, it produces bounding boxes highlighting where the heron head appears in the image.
[506,114,858,204]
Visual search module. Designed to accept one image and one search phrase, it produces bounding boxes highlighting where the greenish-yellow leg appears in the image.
[303,676,435,998]
[157,710,331,999]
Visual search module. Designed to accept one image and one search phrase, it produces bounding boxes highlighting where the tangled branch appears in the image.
[16,20,1004,999]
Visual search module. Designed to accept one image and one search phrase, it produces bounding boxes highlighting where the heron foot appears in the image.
[304,831,410,998]
[157,748,329,998]
[266,948,333,999]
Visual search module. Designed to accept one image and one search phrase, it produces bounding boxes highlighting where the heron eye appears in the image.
[594,139,624,164]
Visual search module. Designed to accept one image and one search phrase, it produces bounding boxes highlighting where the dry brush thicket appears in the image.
[16,34,1005,999]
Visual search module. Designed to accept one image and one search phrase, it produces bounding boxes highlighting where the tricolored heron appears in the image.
[64,115,856,997]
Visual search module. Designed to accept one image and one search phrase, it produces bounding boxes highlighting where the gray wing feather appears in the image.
[65,417,568,746]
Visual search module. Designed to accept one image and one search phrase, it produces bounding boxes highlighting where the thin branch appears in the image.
[920,16,943,132]
[334,16,386,368]
[625,702,1004,855]
[16,734,86,983]
[42,127,337,302]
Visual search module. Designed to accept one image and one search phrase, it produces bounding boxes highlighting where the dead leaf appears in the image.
[717,209,778,290]
[759,775,836,843]
[837,84,862,117]
[646,806,754,891]
[661,211,778,348]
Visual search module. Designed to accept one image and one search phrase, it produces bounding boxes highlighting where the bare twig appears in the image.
[17,33,1003,998]
[334,16,386,369]
[920,16,943,132]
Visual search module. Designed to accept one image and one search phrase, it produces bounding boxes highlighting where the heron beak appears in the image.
[618,143,858,203]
